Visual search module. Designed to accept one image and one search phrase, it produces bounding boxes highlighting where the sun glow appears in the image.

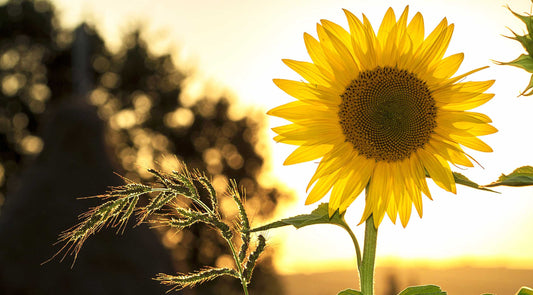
[49,0,533,275]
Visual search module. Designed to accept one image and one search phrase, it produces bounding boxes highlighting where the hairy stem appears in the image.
[225,237,249,295]
[360,215,378,295]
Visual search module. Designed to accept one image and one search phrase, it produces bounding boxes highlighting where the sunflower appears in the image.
[268,6,496,227]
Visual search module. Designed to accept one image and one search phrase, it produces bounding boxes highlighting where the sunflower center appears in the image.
[338,66,437,162]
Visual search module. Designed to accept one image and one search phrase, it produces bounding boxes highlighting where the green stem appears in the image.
[150,187,216,216]
[226,237,249,295]
[339,223,362,273]
[360,214,378,295]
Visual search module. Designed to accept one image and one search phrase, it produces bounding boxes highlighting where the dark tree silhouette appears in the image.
[0,0,56,199]
[0,0,287,294]
[384,272,400,295]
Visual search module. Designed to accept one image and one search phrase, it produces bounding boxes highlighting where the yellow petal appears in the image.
[447,66,489,85]
[418,148,456,193]
[329,169,353,216]
[316,24,353,87]
[365,162,389,226]
[284,144,333,165]
[320,19,353,52]
[282,59,330,85]
[428,136,474,167]
[408,181,423,218]
[457,123,498,136]
[397,6,410,32]
[409,153,432,200]
[267,101,331,122]
[305,169,341,204]
[443,93,495,111]
[307,143,355,189]
[398,193,413,227]
[323,26,359,76]
[386,197,398,224]
[272,123,342,146]
[338,156,374,212]
[432,53,464,80]
[412,25,451,72]
[406,12,424,48]
[377,7,397,42]
[273,79,340,106]
[304,33,334,77]
[272,134,304,145]
[449,134,493,152]
[343,9,373,68]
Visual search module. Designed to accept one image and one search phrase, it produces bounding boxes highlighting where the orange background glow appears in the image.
[43,0,533,275]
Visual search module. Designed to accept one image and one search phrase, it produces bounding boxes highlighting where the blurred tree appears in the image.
[0,1,174,294]
[0,0,287,294]
[384,273,400,295]
[0,0,56,201]
[90,25,285,295]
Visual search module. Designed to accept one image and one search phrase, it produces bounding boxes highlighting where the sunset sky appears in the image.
[45,0,533,274]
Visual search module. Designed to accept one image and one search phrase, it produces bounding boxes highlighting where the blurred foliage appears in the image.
[0,0,287,294]
[0,0,57,202]
[397,285,446,295]
[517,286,533,295]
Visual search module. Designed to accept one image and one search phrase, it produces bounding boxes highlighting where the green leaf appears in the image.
[485,166,533,187]
[398,285,446,295]
[425,171,497,193]
[516,286,533,295]
[452,172,498,193]
[249,203,348,232]
[337,289,363,295]
[497,54,533,73]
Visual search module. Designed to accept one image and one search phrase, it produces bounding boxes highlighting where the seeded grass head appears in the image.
[268,6,496,227]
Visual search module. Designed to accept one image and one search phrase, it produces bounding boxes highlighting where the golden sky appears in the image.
[48,0,533,274]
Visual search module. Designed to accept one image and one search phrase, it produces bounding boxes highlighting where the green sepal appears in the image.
[485,166,533,187]
[522,75,533,96]
[398,285,446,295]
[496,54,533,95]
[508,33,533,57]
[507,7,533,39]
[497,6,533,95]
[337,289,363,295]
[249,203,348,232]
[498,55,533,95]
[497,54,533,73]
[452,172,498,193]
[516,286,533,295]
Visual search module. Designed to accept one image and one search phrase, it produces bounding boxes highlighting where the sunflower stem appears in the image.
[339,222,362,273]
[360,214,378,295]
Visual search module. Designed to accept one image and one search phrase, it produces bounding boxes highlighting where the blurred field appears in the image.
[281,266,533,295]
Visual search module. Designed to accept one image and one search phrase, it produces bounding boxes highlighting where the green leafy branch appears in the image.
[50,164,265,294]
[249,203,362,273]
[495,4,533,95]
[249,167,533,295]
